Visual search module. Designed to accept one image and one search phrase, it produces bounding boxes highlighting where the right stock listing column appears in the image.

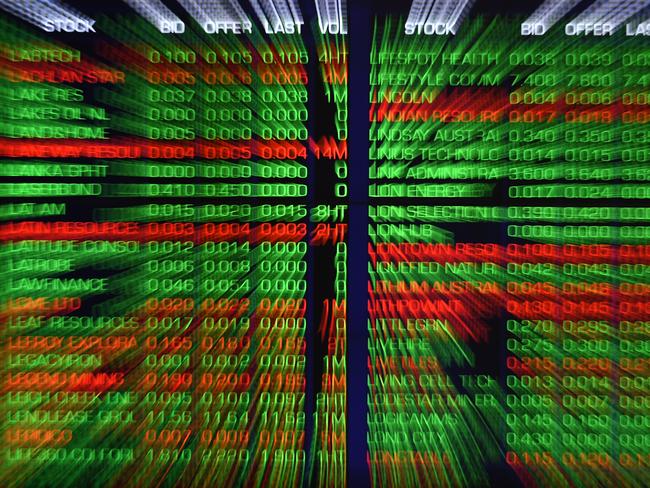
[366,12,650,488]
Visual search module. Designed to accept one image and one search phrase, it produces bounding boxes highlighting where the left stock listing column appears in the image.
[0,6,138,487]
[0,1,345,486]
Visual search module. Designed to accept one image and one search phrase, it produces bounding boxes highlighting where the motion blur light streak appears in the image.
[122,0,186,33]
[0,0,96,32]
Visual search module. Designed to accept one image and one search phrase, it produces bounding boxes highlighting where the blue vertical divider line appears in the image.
[347,0,371,485]
[301,1,317,484]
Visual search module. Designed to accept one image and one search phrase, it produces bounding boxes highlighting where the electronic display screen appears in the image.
[1,0,649,486]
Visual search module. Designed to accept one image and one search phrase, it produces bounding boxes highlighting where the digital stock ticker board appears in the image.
[1,0,650,487]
